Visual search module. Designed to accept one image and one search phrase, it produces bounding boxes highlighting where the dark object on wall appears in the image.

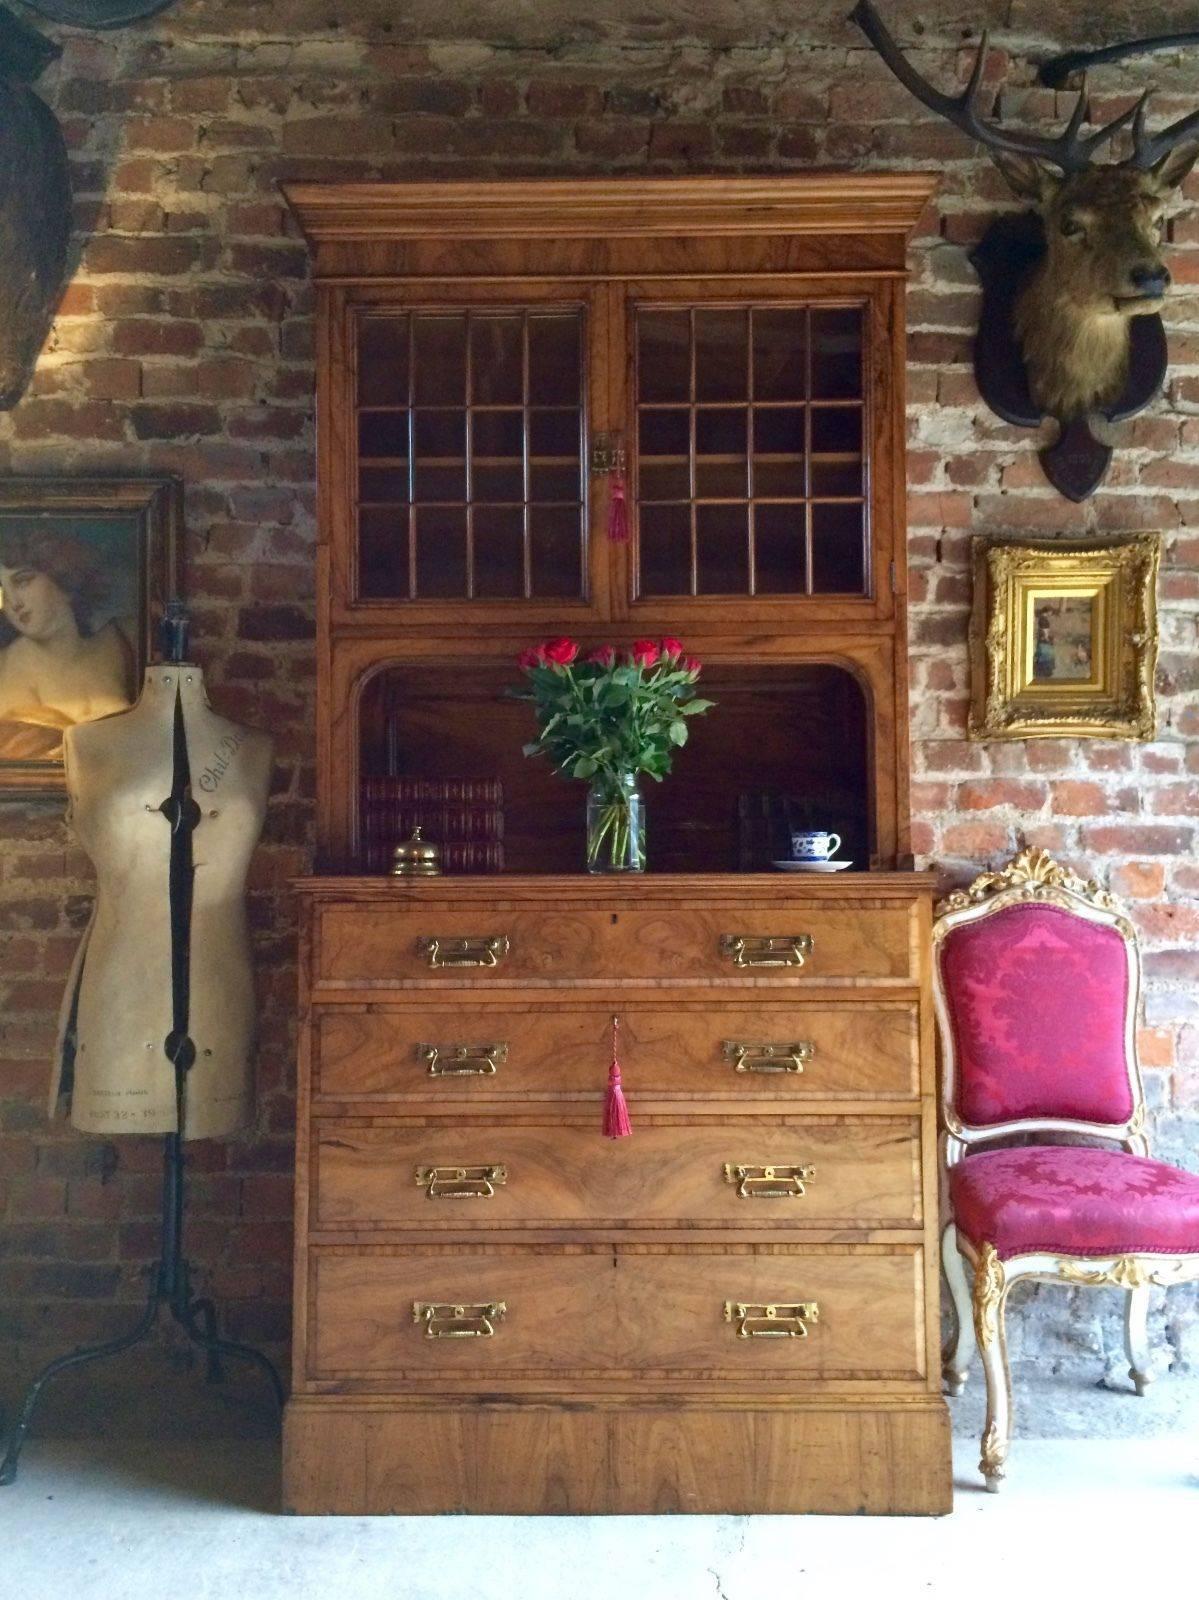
[970,213,1168,501]
[1,1,56,72]
[16,0,178,24]
[0,7,71,411]
[851,1,1199,501]
[1038,31,1199,90]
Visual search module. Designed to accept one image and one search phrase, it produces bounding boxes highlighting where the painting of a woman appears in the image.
[0,477,180,791]
[0,530,136,762]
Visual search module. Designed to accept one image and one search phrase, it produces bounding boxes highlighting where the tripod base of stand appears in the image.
[0,1133,284,1487]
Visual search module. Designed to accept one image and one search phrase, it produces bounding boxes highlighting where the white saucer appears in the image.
[772,859,853,872]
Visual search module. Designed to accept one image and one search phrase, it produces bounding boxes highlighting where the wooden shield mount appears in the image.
[970,212,1167,502]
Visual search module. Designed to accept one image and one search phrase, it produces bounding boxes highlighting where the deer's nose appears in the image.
[1130,264,1170,296]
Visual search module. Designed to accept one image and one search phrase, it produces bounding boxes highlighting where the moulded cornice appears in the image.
[282,173,939,244]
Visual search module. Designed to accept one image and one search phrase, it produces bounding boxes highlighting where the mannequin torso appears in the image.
[52,664,273,1139]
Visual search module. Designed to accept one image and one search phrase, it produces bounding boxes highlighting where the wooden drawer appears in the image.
[313,903,916,988]
[313,1115,922,1230]
[308,1243,927,1382]
[314,1001,920,1103]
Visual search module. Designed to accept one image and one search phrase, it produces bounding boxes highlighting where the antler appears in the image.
[849,0,1138,173]
[1130,93,1199,170]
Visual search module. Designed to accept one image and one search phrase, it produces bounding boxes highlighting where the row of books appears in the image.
[359,776,504,874]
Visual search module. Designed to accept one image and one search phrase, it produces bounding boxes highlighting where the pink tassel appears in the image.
[603,1015,632,1138]
[608,470,629,543]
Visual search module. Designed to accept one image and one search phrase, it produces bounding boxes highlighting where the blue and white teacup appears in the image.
[790,829,841,861]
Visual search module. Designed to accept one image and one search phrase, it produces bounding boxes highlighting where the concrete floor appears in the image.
[3,1384,1198,1600]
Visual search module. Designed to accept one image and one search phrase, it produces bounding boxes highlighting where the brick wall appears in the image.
[1,4,1197,1417]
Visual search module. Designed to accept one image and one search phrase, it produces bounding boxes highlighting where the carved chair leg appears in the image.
[941,1223,976,1395]
[1123,1286,1153,1396]
[973,1243,1012,1493]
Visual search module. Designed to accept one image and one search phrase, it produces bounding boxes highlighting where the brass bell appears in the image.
[390,826,442,877]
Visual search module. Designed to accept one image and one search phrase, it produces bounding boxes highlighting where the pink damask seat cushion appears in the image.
[939,904,1133,1127]
[951,1145,1199,1260]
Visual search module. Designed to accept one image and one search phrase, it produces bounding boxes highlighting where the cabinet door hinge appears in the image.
[889,559,898,594]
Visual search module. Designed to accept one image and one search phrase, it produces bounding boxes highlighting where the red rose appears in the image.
[588,645,616,668]
[517,645,546,670]
[661,636,684,659]
[684,655,701,674]
[631,638,660,668]
[542,637,579,666]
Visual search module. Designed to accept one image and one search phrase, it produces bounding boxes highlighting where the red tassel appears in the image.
[603,1015,632,1138]
[608,470,629,544]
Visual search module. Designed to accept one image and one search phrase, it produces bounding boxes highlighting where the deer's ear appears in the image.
[1149,143,1199,193]
[990,151,1060,205]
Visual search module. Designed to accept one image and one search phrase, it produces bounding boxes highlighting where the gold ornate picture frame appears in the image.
[0,476,182,796]
[969,535,1159,741]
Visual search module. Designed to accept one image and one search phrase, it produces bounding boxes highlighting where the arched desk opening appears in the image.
[356,659,872,875]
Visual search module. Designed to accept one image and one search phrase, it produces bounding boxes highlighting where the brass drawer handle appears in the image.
[722,1040,813,1074]
[415,1163,507,1198]
[413,1301,507,1339]
[724,1300,819,1339]
[723,1162,816,1199]
[419,935,510,969]
[419,1042,508,1077]
[719,934,813,969]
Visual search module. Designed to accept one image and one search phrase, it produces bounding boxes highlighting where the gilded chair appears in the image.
[932,848,1199,1492]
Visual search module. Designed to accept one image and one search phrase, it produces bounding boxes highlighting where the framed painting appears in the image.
[969,535,1160,741]
[0,477,181,796]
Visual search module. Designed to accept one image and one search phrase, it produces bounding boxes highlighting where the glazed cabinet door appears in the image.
[323,282,615,628]
[611,278,902,629]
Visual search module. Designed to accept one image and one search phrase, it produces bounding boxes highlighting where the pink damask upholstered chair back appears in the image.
[928,850,1199,1495]
[934,850,1145,1157]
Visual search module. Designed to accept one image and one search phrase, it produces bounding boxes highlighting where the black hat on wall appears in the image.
[16,0,178,25]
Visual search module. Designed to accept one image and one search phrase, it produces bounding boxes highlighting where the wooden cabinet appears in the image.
[284,176,951,1515]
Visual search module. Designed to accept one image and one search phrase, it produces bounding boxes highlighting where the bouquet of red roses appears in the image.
[512,636,714,871]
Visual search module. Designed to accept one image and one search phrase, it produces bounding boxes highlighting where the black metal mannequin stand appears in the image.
[0,605,283,1486]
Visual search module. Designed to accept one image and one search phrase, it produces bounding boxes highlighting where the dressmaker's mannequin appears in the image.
[51,664,272,1139]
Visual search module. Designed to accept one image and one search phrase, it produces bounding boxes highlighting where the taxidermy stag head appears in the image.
[851,1,1199,498]
[0,7,72,410]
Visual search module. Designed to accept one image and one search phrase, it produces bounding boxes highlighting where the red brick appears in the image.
[112,319,203,357]
[1135,904,1199,941]
[80,358,142,400]
[1150,782,1199,815]
[122,115,197,152]
[574,120,648,160]
[647,122,715,162]
[131,403,222,440]
[171,77,235,113]
[1110,862,1167,899]
[941,821,1012,856]
[86,235,206,276]
[9,400,126,442]
[1081,824,1195,855]
[1051,780,1109,816]
[527,81,603,118]
[1138,1028,1175,1069]
[957,780,1047,810]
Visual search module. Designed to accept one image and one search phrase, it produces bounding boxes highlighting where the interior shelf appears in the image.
[357,660,872,876]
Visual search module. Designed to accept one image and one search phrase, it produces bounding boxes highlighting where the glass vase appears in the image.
[585,773,645,874]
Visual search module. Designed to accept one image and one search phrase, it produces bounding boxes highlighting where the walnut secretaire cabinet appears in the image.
[283,176,952,1515]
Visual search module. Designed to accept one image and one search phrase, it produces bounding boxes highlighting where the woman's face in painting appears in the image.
[0,564,75,642]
